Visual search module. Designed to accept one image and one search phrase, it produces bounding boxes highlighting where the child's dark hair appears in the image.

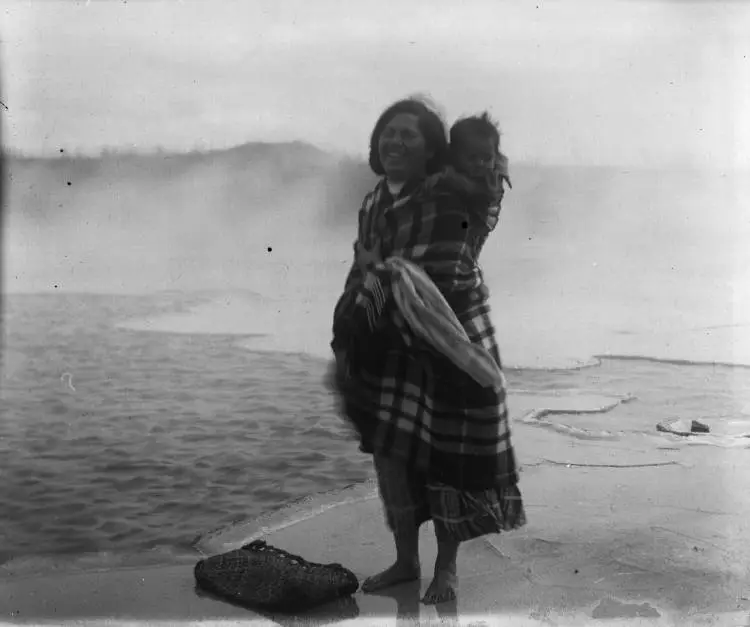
[449,112,501,153]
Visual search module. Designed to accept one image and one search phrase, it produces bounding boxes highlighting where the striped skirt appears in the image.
[373,453,526,542]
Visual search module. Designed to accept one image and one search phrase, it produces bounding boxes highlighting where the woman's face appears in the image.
[377,113,433,182]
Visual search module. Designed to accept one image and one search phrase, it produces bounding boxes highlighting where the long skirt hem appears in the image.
[374,454,526,543]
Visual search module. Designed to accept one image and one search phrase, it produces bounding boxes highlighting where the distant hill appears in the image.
[5,141,377,229]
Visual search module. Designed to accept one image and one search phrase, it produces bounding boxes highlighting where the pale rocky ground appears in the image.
[2,392,748,626]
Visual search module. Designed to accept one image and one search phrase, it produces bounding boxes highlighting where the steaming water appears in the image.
[2,154,749,575]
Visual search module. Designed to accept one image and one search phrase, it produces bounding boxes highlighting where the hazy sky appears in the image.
[2,0,748,167]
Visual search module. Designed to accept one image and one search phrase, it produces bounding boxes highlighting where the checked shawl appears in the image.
[331,177,520,492]
[379,256,505,391]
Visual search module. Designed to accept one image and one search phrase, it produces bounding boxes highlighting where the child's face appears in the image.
[454,135,497,180]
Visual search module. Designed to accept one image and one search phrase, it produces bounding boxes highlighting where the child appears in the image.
[440,112,511,253]
[450,111,511,194]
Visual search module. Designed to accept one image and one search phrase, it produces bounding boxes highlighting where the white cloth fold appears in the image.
[381,257,506,390]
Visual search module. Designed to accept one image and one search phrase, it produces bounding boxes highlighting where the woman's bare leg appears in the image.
[361,524,421,592]
[422,527,459,604]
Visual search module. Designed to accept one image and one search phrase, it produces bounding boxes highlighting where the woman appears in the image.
[330,98,525,605]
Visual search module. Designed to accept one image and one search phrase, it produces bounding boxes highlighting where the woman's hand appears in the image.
[355,241,382,274]
[324,353,347,391]
[324,350,351,391]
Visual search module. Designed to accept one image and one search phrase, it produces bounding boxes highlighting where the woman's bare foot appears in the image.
[421,570,458,604]
[361,561,421,593]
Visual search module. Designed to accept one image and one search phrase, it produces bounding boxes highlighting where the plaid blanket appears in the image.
[421,164,507,270]
[375,256,505,390]
[331,178,519,492]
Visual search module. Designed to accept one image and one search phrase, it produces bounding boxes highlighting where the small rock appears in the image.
[691,419,710,433]
[656,418,710,436]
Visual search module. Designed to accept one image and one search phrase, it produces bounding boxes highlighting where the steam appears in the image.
[5,144,375,294]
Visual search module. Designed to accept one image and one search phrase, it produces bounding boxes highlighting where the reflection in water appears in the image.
[194,585,361,626]
[363,579,460,626]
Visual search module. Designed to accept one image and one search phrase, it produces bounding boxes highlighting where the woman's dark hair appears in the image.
[450,112,501,153]
[368,98,449,176]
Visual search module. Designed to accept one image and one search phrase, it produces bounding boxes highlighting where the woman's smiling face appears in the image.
[377,113,433,183]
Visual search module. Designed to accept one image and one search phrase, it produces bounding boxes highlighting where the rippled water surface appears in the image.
[2,292,748,570]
